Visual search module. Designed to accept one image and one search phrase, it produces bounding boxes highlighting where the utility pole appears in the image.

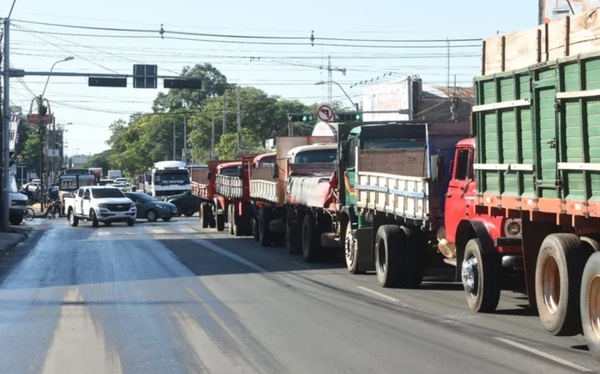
[237,90,241,156]
[183,115,187,164]
[327,56,332,103]
[2,18,11,230]
[211,109,215,159]
[38,95,46,212]
[539,0,545,24]
[172,121,176,160]
[222,92,227,135]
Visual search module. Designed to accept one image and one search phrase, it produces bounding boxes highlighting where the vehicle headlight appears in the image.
[364,210,374,223]
[10,201,16,206]
[98,203,107,208]
[130,203,136,208]
[505,220,522,236]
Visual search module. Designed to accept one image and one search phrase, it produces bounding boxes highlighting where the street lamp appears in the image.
[37,56,74,212]
[316,80,359,111]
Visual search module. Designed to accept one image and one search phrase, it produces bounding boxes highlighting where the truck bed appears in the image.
[474,12,600,220]
[249,167,277,202]
[285,162,337,209]
[216,175,243,199]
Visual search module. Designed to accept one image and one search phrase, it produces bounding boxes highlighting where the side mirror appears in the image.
[207,171,213,180]
[272,163,279,179]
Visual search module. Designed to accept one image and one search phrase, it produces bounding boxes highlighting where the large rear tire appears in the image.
[581,252,600,361]
[462,238,502,313]
[91,210,99,228]
[200,203,209,228]
[68,209,78,227]
[228,205,235,235]
[375,225,403,287]
[301,214,320,263]
[216,213,225,232]
[259,208,272,247]
[535,233,586,336]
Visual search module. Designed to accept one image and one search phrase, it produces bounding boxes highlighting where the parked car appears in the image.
[165,190,199,217]
[124,192,177,222]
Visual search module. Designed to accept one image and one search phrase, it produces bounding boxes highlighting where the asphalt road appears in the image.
[0,216,598,374]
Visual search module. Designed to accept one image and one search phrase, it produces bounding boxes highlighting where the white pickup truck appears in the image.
[64,186,136,227]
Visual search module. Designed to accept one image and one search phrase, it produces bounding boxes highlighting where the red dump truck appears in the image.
[471,10,600,360]
[191,160,234,230]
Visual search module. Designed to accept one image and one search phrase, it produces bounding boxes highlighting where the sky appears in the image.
[2,0,541,157]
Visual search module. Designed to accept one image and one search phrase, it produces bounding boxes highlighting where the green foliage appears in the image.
[83,149,111,176]
[214,128,265,160]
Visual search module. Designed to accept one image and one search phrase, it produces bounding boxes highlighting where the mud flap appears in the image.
[355,227,375,271]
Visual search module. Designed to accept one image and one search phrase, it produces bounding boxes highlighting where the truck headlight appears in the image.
[505,220,522,236]
[10,200,16,206]
[98,203,107,208]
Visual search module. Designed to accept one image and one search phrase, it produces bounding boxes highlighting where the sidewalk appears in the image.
[0,227,30,254]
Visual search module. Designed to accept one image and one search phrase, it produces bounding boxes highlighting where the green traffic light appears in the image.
[354,114,361,120]
[302,115,308,121]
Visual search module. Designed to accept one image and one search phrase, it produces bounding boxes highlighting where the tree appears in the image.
[83,150,112,176]
[214,128,265,160]
[152,64,229,112]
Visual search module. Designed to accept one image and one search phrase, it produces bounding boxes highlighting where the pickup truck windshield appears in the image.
[91,188,125,198]
[294,149,337,163]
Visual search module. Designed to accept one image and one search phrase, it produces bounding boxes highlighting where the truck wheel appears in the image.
[200,203,209,228]
[184,211,195,217]
[535,233,586,336]
[252,216,260,241]
[345,223,365,274]
[91,210,99,228]
[375,225,403,287]
[462,238,501,313]
[581,252,600,361]
[68,209,79,227]
[259,208,272,247]
[228,205,235,235]
[302,214,321,263]
[216,213,225,232]
[127,219,134,227]
[208,209,216,228]
[286,220,301,255]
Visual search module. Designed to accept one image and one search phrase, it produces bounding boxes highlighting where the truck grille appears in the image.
[12,200,27,206]
[106,203,130,211]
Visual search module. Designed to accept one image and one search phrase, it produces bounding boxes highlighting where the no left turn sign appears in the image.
[317,104,334,122]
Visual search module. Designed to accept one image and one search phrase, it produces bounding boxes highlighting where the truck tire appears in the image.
[68,209,79,227]
[208,210,216,228]
[216,213,225,232]
[200,203,209,228]
[228,205,235,235]
[462,238,501,313]
[375,225,403,287]
[259,208,272,247]
[9,214,23,226]
[286,220,301,255]
[580,252,600,361]
[345,223,365,274]
[91,209,99,228]
[302,214,320,263]
[535,233,586,336]
[252,216,260,241]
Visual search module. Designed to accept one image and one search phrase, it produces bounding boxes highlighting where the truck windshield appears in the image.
[219,167,240,176]
[259,157,276,168]
[92,188,125,198]
[294,149,337,163]
[363,138,426,149]
[154,171,190,185]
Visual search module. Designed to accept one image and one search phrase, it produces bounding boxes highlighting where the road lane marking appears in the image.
[357,286,399,302]
[148,227,168,234]
[97,231,111,236]
[192,239,267,273]
[178,227,196,233]
[42,287,123,374]
[494,337,593,372]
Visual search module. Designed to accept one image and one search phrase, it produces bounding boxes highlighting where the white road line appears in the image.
[148,227,168,234]
[192,239,268,273]
[290,261,312,270]
[97,231,111,236]
[494,337,593,372]
[357,286,399,302]
[178,228,196,233]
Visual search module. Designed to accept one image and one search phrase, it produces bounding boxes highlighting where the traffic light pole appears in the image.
[2,19,11,231]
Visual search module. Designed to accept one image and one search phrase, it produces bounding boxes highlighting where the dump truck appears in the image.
[471,9,600,360]
[191,160,235,230]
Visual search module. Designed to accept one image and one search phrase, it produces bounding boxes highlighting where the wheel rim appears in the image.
[376,238,386,276]
[589,275,600,340]
[462,253,479,298]
[147,211,156,221]
[542,255,561,315]
[69,212,74,224]
[345,225,356,269]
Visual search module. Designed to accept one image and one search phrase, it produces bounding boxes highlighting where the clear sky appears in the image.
[2,0,540,156]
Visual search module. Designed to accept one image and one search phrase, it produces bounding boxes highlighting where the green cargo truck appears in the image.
[474,10,600,361]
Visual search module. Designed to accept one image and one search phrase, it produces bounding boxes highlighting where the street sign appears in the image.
[164,78,202,89]
[317,104,334,122]
[27,113,54,125]
[47,149,60,157]
[89,77,127,87]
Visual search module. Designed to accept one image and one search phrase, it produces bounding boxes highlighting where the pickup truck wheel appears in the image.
[146,209,158,222]
[259,208,272,246]
[216,213,225,232]
[91,210,99,228]
[68,209,78,227]
[200,203,209,228]
[535,233,586,336]
[375,225,403,287]
[9,214,23,225]
[104,221,112,226]
[581,252,600,361]
[462,238,501,313]
[127,219,134,227]
[302,214,321,263]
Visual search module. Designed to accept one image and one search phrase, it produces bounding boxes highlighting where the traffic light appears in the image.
[287,114,315,122]
[335,112,362,122]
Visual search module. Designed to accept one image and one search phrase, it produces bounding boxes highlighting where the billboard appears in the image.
[361,78,411,122]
